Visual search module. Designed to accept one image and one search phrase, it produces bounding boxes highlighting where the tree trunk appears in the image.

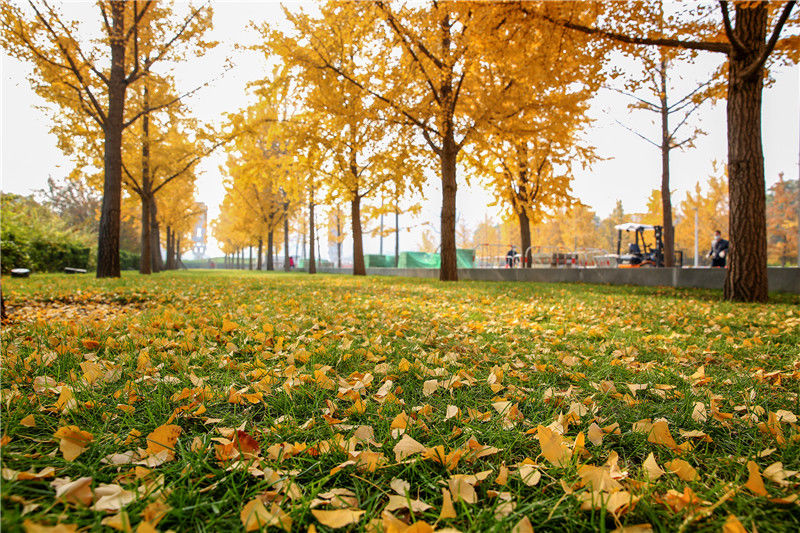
[308,197,317,274]
[336,211,342,269]
[267,231,274,271]
[351,195,366,275]
[439,132,458,281]
[257,238,263,270]
[518,208,532,268]
[176,236,181,267]
[284,203,290,271]
[724,4,769,302]
[150,197,162,273]
[139,79,152,275]
[395,206,400,267]
[659,56,675,267]
[96,2,126,278]
[140,195,152,275]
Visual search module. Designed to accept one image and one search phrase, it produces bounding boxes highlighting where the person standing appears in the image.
[708,230,729,267]
[506,245,517,268]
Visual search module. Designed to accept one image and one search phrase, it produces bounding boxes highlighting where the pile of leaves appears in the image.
[1,271,799,532]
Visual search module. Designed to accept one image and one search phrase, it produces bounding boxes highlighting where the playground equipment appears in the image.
[614,223,664,267]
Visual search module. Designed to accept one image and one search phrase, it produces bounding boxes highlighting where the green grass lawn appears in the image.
[1,271,799,532]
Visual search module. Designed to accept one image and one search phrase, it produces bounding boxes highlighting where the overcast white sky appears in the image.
[2,1,798,261]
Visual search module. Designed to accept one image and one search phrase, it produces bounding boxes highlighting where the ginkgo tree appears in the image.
[1,0,214,277]
[529,0,800,300]
[277,1,566,281]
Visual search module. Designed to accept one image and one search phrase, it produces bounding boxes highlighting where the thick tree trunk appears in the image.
[176,236,181,267]
[257,238,263,270]
[267,231,274,271]
[518,208,532,268]
[724,4,769,302]
[150,198,162,273]
[439,133,458,281]
[284,204,290,271]
[96,2,126,278]
[308,198,317,274]
[140,195,152,275]
[659,57,675,267]
[139,78,152,275]
[351,195,366,275]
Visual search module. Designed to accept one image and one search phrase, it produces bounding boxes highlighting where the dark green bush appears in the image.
[120,250,140,271]
[1,240,31,274]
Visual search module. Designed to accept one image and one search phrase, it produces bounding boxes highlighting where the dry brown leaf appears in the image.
[511,516,534,533]
[665,459,698,482]
[422,379,438,397]
[744,461,768,497]
[22,521,79,533]
[311,509,365,528]
[393,434,426,461]
[536,425,571,467]
[444,405,460,420]
[448,476,477,504]
[439,488,457,519]
[52,477,93,506]
[145,424,181,459]
[642,453,665,480]
[240,498,292,532]
[722,514,748,533]
[92,484,137,512]
[385,494,431,513]
[587,423,604,446]
[53,426,93,461]
[518,464,541,487]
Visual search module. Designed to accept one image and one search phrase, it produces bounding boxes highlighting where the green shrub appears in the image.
[1,240,30,274]
[120,250,140,271]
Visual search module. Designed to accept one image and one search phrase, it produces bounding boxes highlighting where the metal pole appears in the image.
[693,208,699,267]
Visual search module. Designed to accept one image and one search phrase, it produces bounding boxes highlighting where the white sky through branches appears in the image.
[2,1,798,260]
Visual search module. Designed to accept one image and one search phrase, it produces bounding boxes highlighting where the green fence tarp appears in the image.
[364,254,396,268]
[456,249,475,268]
[396,249,475,269]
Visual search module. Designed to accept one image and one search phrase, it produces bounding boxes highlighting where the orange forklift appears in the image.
[614,223,665,268]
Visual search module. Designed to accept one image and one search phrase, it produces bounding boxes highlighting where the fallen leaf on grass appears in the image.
[145,424,181,459]
[92,484,137,512]
[311,509,364,528]
[241,499,292,531]
[745,461,768,496]
[665,459,698,482]
[439,488,457,519]
[642,453,665,480]
[393,434,426,461]
[722,514,748,533]
[2,466,56,481]
[54,426,93,461]
[536,425,571,466]
[448,476,477,504]
[511,516,534,533]
[52,477,93,506]
[22,521,79,533]
[20,414,36,427]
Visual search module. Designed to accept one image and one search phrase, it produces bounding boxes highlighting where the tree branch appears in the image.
[614,119,660,148]
[530,8,731,54]
[719,1,749,56]
[738,0,796,80]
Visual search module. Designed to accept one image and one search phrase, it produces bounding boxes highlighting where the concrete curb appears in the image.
[316,267,800,294]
